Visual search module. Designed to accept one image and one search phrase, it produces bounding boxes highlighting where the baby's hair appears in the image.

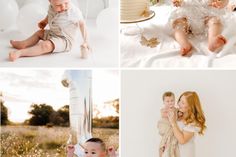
[86,138,106,151]
[162,91,175,100]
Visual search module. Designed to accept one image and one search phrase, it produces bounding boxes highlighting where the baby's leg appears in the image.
[9,40,54,61]
[10,30,45,49]
[207,17,227,52]
[173,18,192,56]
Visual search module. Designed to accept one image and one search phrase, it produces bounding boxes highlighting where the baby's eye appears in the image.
[85,151,88,154]
[92,152,96,154]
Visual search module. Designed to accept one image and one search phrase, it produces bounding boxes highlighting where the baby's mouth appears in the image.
[58,9,68,13]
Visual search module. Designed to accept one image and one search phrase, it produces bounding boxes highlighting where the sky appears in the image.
[0,69,119,122]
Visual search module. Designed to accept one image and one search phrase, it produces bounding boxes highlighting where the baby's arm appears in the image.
[38,16,48,30]
[67,145,75,157]
[161,108,168,118]
[77,20,88,46]
[172,0,183,7]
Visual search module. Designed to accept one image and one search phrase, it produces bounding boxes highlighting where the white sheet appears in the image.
[0,19,118,67]
[121,5,236,68]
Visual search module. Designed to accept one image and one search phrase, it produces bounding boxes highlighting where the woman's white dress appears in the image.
[162,121,200,157]
[178,121,200,157]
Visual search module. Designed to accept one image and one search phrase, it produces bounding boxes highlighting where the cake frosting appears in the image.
[121,0,149,22]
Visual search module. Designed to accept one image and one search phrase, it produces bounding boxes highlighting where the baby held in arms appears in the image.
[157,92,183,157]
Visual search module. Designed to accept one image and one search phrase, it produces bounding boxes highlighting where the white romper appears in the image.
[169,0,226,35]
[43,3,84,52]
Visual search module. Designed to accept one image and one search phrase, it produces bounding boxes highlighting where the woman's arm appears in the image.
[168,110,194,144]
[171,121,194,144]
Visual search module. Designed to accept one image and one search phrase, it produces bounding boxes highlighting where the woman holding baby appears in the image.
[159,91,206,157]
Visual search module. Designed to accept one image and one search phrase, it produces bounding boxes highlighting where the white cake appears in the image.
[120,0,149,22]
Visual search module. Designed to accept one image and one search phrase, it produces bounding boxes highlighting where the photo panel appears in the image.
[0,0,119,67]
[120,0,236,68]
[0,69,119,156]
[121,70,236,157]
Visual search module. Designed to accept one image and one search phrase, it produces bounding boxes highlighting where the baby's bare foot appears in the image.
[10,40,26,49]
[208,35,227,52]
[9,51,21,62]
[180,43,192,56]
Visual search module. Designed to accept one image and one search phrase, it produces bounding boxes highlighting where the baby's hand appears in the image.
[172,0,182,7]
[228,4,236,11]
[210,0,228,9]
[67,145,75,157]
[38,20,47,30]
[107,146,116,157]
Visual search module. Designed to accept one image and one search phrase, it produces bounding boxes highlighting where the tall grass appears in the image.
[0,126,118,157]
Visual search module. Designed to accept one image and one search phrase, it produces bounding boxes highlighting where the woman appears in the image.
[167,91,206,157]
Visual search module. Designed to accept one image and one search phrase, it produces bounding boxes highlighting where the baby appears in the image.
[9,0,90,61]
[67,138,117,157]
[170,0,229,56]
[157,92,182,157]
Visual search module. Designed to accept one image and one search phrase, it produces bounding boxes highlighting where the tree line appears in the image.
[1,101,119,128]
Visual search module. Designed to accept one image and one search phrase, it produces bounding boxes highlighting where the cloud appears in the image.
[0,70,65,90]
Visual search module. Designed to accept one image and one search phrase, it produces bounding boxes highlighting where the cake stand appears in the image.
[120,10,155,36]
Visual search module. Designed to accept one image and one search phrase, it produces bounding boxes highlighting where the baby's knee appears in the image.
[208,17,222,26]
[39,41,54,52]
[172,18,190,34]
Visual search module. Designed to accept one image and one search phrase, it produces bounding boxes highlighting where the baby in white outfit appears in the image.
[169,0,228,56]
[9,0,90,61]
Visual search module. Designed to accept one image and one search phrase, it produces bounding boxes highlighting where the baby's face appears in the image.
[50,0,70,13]
[163,96,175,108]
[84,142,106,157]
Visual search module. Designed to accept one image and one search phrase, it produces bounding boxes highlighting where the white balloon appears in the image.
[96,7,119,40]
[77,0,105,18]
[23,0,49,8]
[0,0,19,30]
[109,0,118,8]
[17,3,47,36]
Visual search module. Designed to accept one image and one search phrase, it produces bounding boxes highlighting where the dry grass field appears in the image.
[0,126,119,157]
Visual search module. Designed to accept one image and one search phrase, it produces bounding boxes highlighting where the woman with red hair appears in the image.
[167,91,206,157]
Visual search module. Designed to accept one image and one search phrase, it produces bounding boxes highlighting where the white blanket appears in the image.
[0,19,118,67]
[121,5,236,68]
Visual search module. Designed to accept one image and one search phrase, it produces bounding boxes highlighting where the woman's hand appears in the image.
[67,145,75,157]
[172,0,183,7]
[168,108,177,125]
